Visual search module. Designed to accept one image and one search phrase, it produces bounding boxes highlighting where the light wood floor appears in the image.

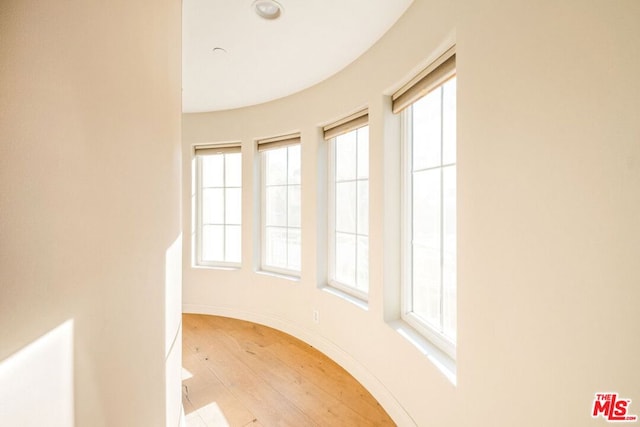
[182,313,395,427]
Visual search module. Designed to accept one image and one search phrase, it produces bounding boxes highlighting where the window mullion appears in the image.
[262,154,267,270]
[285,147,290,269]
[354,133,359,288]
[222,155,226,262]
[197,156,203,264]
[408,106,415,314]
[332,143,336,280]
[439,88,445,333]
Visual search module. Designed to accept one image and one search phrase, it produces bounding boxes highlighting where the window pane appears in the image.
[442,77,457,165]
[287,228,301,271]
[356,236,369,293]
[265,186,287,226]
[224,188,241,225]
[201,155,223,187]
[336,131,356,181]
[265,148,287,185]
[197,151,242,267]
[202,225,224,262]
[336,181,356,233]
[357,181,368,236]
[412,243,441,329]
[412,168,442,329]
[329,125,369,296]
[225,153,242,187]
[225,225,241,263]
[402,68,456,352]
[288,185,301,227]
[442,165,456,340]
[288,145,301,185]
[357,127,369,179]
[412,169,441,248]
[265,227,287,268]
[202,188,224,224]
[412,88,442,171]
[335,232,356,287]
[262,143,301,274]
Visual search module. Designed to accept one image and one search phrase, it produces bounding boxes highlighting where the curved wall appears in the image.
[182,1,640,425]
[1,0,182,425]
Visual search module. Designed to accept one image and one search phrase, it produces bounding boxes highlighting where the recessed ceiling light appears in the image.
[253,0,282,20]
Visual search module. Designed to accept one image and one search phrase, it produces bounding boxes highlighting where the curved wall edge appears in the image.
[183,303,417,427]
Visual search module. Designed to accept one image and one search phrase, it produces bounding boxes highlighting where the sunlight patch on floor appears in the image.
[185,402,230,427]
[182,367,193,381]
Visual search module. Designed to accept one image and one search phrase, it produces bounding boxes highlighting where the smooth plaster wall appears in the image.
[0,0,182,426]
[182,0,640,425]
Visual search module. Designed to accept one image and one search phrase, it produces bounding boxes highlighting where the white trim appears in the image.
[260,145,302,276]
[183,303,418,427]
[256,269,300,282]
[197,260,241,269]
[194,152,243,268]
[389,320,456,385]
[403,312,456,360]
[259,262,301,278]
[400,106,412,322]
[327,136,337,288]
[400,93,457,361]
[323,282,368,309]
[326,128,370,301]
[327,278,368,302]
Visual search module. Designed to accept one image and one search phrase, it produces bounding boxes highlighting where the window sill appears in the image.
[192,264,241,271]
[256,270,300,282]
[320,285,369,311]
[388,319,456,385]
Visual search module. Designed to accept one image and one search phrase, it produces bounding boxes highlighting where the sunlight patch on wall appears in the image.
[0,320,74,427]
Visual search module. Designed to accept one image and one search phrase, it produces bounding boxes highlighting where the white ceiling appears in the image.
[182,0,414,113]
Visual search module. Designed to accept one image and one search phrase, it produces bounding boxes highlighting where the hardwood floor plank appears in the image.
[182,314,395,427]
[184,315,315,426]
[183,344,257,426]
[220,330,374,426]
[267,341,393,425]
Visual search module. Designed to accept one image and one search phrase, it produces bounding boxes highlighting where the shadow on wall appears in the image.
[0,320,75,426]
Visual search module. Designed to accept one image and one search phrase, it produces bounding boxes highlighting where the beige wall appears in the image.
[0,0,182,426]
[182,0,640,425]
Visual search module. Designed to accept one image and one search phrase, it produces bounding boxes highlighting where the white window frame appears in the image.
[194,145,242,269]
[397,48,457,360]
[259,138,302,277]
[327,123,369,301]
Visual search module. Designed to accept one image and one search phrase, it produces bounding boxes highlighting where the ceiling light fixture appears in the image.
[253,0,282,20]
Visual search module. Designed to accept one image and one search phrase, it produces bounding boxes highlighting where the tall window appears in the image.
[258,134,302,276]
[394,48,456,358]
[324,111,369,299]
[194,145,242,267]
